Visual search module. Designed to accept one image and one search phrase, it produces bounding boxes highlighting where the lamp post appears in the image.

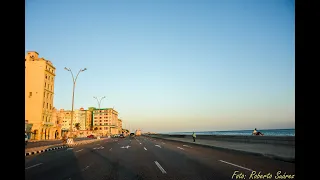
[93,96,106,136]
[64,67,87,138]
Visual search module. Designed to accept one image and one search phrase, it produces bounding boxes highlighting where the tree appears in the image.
[74,123,81,130]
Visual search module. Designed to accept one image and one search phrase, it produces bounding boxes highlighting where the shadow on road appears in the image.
[25,147,85,180]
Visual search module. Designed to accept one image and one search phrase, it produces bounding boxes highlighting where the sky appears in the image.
[25,0,295,133]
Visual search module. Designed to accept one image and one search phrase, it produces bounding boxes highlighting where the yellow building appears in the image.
[93,108,119,136]
[25,51,56,140]
[60,108,93,136]
[84,109,92,130]
[51,107,62,139]
[117,119,123,134]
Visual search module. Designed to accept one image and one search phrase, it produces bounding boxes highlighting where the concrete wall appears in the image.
[150,134,295,146]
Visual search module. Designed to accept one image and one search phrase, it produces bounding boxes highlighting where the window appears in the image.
[43,102,45,108]
[46,103,48,109]
[45,75,47,79]
[29,92,32,97]
[45,82,46,88]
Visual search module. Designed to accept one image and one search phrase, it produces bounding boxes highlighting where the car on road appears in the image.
[130,133,135,137]
[87,134,95,138]
[119,134,125,138]
[25,133,28,146]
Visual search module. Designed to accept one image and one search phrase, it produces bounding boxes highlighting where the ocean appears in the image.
[164,128,295,136]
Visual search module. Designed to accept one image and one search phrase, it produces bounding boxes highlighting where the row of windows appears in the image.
[94,117,110,119]
[95,123,111,126]
[95,127,109,130]
[45,74,54,82]
[44,82,53,91]
[46,65,55,74]
[43,102,52,110]
[44,92,53,99]
[94,120,110,122]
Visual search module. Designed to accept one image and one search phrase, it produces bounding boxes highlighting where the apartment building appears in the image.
[85,109,92,130]
[118,119,123,134]
[25,51,56,140]
[93,108,119,136]
[51,107,62,139]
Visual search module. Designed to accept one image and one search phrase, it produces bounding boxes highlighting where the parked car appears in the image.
[25,133,28,146]
[119,134,125,138]
[87,134,95,138]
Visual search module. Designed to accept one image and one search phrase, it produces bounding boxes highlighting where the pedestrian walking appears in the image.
[192,132,196,142]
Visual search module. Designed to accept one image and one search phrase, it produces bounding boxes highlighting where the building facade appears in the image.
[51,107,62,139]
[117,119,123,134]
[93,108,119,136]
[25,51,56,140]
[85,110,92,130]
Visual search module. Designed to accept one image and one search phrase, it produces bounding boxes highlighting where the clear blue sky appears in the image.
[26,0,295,133]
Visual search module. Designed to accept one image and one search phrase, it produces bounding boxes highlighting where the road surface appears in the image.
[25,136,295,180]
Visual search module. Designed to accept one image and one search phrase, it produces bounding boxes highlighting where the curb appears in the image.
[149,136,295,163]
[25,145,67,156]
[25,139,104,157]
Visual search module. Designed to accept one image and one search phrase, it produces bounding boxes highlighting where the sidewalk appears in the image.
[151,136,295,163]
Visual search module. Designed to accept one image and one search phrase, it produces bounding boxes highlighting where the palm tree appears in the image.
[74,123,81,130]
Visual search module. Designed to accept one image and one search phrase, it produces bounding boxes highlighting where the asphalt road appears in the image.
[25,136,295,180]
[26,137,93,148]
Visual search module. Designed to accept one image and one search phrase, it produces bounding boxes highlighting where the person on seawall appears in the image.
[192,132,196,142]
[252,128,264,136]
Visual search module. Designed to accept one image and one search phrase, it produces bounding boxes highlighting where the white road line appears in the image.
[155,145,161,148]
[75,149,83,152]
[183,145,192,148]
[177,147,184,150]
[81,163,93,171]
[144,147,147,151]
[25,163,43,170]
[154,161,167,174]
[219,160,253,171]
[110,148,112,151]
[162,142,165,144]
[140,143,142,144]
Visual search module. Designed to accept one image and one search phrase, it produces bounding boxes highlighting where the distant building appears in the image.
[51,107,62,139]
[118,119,123,134]
[25,51,56,140]
[135,129,142,136]
[93,108,119,136]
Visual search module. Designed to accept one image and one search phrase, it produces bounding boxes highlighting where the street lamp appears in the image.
[64,67,87,137]
[93,96,106,135]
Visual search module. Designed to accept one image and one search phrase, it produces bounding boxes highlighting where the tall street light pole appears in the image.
[64,67,87,137]
[93,96,106,113]
[93,96,106,135]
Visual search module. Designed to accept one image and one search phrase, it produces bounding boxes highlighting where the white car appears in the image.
[25,133,28,146]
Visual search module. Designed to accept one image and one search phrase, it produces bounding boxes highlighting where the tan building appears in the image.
[25,51,56,140]
[60,108,93,136]
[85,110,92,130]
[117,119,123,134]
[51,107,62,139]
[93,108,119,136]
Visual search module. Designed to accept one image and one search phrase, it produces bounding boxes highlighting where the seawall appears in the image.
[148,134,295,146]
